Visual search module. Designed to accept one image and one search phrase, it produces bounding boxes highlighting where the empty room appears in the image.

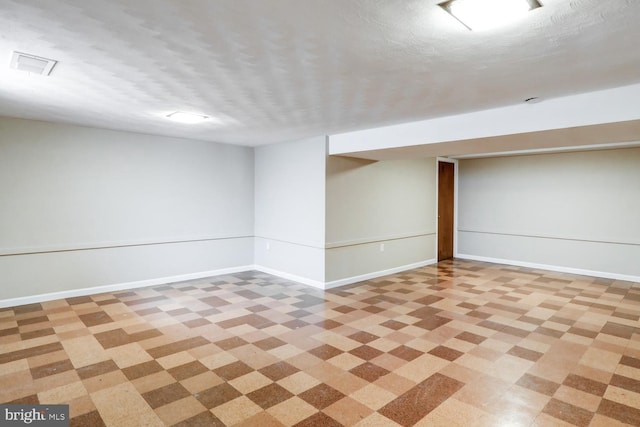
[1,1,639,426]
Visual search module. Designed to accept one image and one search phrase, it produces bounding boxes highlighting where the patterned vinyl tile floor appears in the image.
[1,259,639,426]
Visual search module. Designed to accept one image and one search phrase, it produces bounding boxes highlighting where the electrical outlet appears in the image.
[380,243,385,252]
[266,242,270,251]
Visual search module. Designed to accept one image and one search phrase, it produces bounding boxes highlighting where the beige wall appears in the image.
[1,118,440,300]
[458,147,640,278]
[325,156,437,283]
[0,118,254,300]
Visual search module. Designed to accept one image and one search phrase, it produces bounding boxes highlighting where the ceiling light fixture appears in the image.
[10,51,57,76]
[440,0,542,31]
[166,111,209,124]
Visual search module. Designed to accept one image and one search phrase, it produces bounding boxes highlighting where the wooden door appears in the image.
[438,161,455,261]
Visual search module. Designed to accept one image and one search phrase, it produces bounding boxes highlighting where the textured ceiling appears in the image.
[0,0,639,146]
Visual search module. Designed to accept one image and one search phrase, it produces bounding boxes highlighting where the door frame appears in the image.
[436,157,459,261]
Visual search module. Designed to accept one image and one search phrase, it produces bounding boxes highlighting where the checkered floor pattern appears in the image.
[1,259,639,426]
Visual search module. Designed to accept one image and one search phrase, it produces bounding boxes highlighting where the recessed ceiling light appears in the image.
[166,111,209,124]
[10,51,57,76]
[440,0,542,31]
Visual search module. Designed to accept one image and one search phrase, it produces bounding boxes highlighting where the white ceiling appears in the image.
[0,0,639,147]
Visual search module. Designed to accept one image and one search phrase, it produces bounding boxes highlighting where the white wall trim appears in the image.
[457,229,640,247]
[0,235,253,257]
[324,258,437,289]
[0,265,254,309]
[253,235,325,250]
[456,253,640,284]
[325,232,436,249]
[252,265,326,289]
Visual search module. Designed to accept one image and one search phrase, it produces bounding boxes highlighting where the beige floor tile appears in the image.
[107,343,153,368]
[61,336,109,368]
[604,385,640,409]
[91,382,164,427]
[350,383,398,410]
[267,396,317,425]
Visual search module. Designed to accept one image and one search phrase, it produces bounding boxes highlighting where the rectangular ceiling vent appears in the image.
[10,51,57,76]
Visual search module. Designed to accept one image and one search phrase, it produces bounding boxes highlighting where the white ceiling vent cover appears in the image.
[10,51,57,75]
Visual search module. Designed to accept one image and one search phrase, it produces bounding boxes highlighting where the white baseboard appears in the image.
[456,253,640,284]
[324,259,438,289]
[252,265,325,289]
[0,265,254,309]
[1,258,439,308]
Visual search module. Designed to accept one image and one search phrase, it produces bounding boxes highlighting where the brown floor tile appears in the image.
[20,327,56,340]
[349,362,389,382]
[167,360,208,381]
[456,331,487,345]
[378,373,464,426]
[259,361,300,381]
[349,344,383,361]
[128,328,163,343]
[609,373,640,393]
[147,336,210,358]
[94,328,131,349]
[620,355,640,369]
[17,315,49,326]
[253,336,287,350]
[246,383,294,409]
[9,394,39,405]
[30,359,74,379]
[298,383,345,409]
[121,360,164,380]
[78,312,113,327]
[76,360,119,380]
[349,331,379,344]
[428,345,464,361]
[0,342,63,364]
[213,360,254,381]
[597,398,640,425]
[70,410,106,427]
[542,398,594,427]
[508,345,544,362]
[413,315,451,331]
[600,322,636,339]
[293,411,342,427]
[171,410,226,427]
[380,319,407,330]
[517,373,561,396]
[194,382,242,409]
[562,373,608,396]
[0,327,19,337]
[141,382,191,409]
[308,344,343,361]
